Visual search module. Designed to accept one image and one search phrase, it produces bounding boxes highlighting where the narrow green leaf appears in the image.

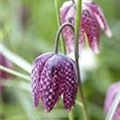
[12,82,38,120]
[1,44,32,73]
[0,65,30,81]
[76,100,83,107]
[1,80,31,92]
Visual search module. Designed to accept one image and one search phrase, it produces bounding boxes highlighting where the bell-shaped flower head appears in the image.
[60,0,112,53]
[31,23,78,113]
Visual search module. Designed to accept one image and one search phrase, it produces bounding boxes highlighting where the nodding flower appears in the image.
[104,82,120,120]
[31,23,78,113]
[60,0,112,53]
[0,53,13,92]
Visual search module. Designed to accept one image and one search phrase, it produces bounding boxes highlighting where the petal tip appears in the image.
[66,109,71,114]
[94,49,100,54]
[66,105,74,114]
[91,43,100,54]
[34,106,38,110]
[105,29,113,38]
[34,98,39,109]
[45,109,50,113]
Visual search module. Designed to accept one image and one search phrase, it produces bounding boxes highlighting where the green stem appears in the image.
[68,110,74,120]
[74,0,89,120]
[54,0,66,54]
[0,65,30,81]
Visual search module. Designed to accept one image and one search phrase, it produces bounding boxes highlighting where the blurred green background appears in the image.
[0,0,120,120]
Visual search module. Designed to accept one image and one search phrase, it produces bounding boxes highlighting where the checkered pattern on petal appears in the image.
[62,58,78,112]
[61,4,75,52]
[60,1,72,24]
[31,53,53,108]
[82,9,100,53]
[60,1,112,54]
[79,23,85,50]
[39,55,63,112]
[86,2,112,37]
[31,52,78,113]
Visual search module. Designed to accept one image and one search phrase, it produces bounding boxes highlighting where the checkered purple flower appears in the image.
[60,0,112,53]
[31,52,78,112]
[104,82,120,120]
[0,53,13,91]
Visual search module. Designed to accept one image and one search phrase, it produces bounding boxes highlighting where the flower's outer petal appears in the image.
[39,54,66,112]
[62,5,85,52]
[0,53,14,92]
[82,9,100,53]
[86,2,112,37]
[79,23,85,50]
[104,82,120,120]
[62,57,78,112]
[0,53,13,79]
[60,1,73,24]
[66,5,86,51]
[60,3,75,53]
[60,3,86,53]
[31,53,53,108]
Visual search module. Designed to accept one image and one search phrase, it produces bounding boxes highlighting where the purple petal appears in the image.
[31,53,53,108]
[65,6,86,51]
[39,54,65,112]
[60,3,75,52]
[79,24,85,50]
[62,57,78,112]
[0,53,13,79]
[82,9,100,53]
[0,53,13,92]
[60,1,72,24]
[86,2,112,37]
[31,52,78,112]
[61,4,85,53]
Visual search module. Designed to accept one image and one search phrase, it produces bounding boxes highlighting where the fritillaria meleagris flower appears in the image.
[0,53,13,91]
[60,0,112,53]
[31,52,78,112]
[104,82,120,120]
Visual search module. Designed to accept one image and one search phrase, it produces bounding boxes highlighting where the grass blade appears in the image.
[12,82,38,120]
[1,44,32,73]
[0,65,30,81]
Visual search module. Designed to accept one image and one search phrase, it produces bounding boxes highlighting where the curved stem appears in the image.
[54,22,74,54]
[74,0,89,120]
